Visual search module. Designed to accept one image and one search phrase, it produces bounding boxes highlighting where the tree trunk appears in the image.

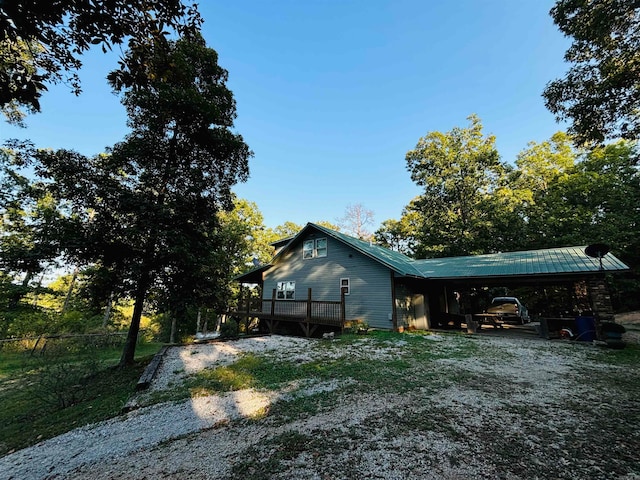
[119,272,150,367]
[169,315,177,344]
[102,291,114,327]
[62,268,79,313]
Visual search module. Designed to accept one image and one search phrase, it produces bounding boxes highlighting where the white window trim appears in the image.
[302,240,314,259]
[276,281,296,300]
[303,237,328,259]
[340,277,350,295]
[316,238,327,258]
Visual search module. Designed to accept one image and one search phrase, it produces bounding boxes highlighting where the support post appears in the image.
[340,289,346,333]
[390,271,398,331]
[465,314,477,334]
[271,288,276,317]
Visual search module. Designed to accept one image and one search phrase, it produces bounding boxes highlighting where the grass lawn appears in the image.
[0,341,163,456]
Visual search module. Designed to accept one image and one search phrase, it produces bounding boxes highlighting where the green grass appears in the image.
[0,342,163,456]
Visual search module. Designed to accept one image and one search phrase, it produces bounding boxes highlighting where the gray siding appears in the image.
[263,233,394,329]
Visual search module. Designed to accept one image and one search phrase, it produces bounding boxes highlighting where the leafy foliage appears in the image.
[18,34,252,364]
[543,0,640,145]
[404,114,505,257]
[0,0,201,124]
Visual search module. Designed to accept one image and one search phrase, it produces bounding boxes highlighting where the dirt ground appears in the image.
[2,331,639,480]
[615,311,640,344]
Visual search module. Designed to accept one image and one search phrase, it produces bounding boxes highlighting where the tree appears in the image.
[543,0,640,146]
[33,33,252,366]
[0,147,65,306]
[572,140,640,266]
[217,197,274,273]
[315,220,341,232]
[273,221,303,239]
[338,203,374,240]
[510,131,580,248]
[374,215,418,255]
[0,0,200,124]
[404,114,505,257]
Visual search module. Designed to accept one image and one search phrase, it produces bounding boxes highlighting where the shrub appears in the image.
[220,318,239,339]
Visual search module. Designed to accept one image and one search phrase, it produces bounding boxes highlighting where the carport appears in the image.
[395,246,630,340]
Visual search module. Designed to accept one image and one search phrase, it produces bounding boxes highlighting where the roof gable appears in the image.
[280,223,422,276]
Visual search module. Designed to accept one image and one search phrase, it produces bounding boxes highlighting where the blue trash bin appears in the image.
[575,316,596,342]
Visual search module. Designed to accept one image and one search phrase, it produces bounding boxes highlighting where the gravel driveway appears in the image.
[1,333,638,479]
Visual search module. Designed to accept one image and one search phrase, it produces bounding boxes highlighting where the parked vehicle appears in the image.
[486,297,530,325]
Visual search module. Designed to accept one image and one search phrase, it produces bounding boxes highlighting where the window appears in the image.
[316,238,327,257]
[303,240,314,259]
[340,278,350,295]
[276,281,295,300]
[302,238,328,259]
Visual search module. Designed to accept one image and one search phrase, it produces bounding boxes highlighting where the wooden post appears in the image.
[271,288,276,317]
[465,314,477,334]
[390,271,398,331]
[340,289,346,333]
[538,317,549,339]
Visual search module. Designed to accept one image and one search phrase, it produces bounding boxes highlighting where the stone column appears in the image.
[587,276,615,340]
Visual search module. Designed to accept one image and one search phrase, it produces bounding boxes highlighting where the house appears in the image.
[235,223,629,334]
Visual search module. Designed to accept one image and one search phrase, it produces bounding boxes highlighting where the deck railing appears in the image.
[230,288,346,328]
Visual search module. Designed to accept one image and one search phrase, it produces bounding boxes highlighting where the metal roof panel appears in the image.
[411,246,629,279]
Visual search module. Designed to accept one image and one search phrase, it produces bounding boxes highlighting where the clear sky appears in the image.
[1,0,570,232]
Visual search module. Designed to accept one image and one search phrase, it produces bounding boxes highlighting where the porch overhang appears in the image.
[234,264,271,284]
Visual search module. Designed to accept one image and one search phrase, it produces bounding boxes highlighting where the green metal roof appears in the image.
[237,223,630,283]
[308,223,423,277]
[411,246,629,279]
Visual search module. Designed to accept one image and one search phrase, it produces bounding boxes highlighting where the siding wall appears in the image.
[263,232,394,329]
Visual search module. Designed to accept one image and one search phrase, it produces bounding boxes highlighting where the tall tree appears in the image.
[338,203,374,240]
[511,131,580,248]
[273,221,303,239]
[0,0,200,124]
[543,0,640,146]
[573,140,640,265]
[0,147,64,305]
[374,214,418,255]
[33,33,252,366]
[217,197,274,273]
[404,114,505,257]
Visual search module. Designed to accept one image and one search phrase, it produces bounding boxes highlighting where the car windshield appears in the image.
[492,298,517,304]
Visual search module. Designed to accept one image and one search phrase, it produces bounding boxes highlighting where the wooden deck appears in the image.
[228,288,346,337]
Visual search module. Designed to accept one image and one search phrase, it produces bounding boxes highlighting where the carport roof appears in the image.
[411,246,629,279]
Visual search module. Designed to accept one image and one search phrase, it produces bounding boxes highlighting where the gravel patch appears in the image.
[1,333,638,480]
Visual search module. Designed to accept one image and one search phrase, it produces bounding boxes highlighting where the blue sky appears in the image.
[1,0,570,231]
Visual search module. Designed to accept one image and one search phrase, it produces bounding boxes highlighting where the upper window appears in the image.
[316,238,327,257]
[302,238,327,259]
[303,240,314,259]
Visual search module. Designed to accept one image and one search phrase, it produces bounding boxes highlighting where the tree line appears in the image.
[1,0,639,365]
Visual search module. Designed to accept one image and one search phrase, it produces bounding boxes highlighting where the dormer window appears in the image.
[303,238,327,259]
